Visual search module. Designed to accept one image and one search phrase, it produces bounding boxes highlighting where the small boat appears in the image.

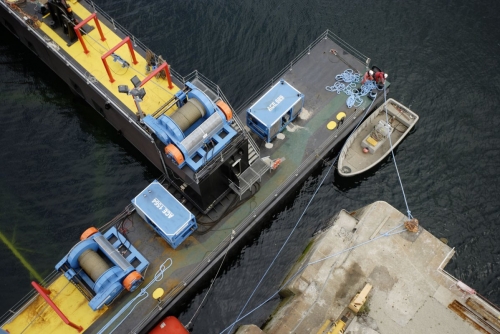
[338,98,419,176]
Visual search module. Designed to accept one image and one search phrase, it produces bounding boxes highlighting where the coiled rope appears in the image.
[326,69,377,108]
[224,96,377,334]
[221,76,415,334]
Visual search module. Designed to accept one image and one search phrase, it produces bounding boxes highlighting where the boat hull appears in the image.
[337,98,419,177]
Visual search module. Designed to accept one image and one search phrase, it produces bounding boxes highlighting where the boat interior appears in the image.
[339,99,418,175]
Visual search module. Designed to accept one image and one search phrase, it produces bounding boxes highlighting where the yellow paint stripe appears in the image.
[2,275,106,334]
[0,231,44,283]
[38,2,179,116]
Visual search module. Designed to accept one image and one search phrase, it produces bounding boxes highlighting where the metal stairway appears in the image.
[229,158,270,198]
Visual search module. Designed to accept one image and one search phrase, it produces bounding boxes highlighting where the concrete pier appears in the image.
[236,201,499,334]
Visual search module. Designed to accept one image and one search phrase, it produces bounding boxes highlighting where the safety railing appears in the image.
[31,281,83,332]
[438,249,500,319]
[235,30,369,115]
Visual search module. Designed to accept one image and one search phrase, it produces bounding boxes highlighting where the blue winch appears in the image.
[55,227,149,311]
[143,82,237,171]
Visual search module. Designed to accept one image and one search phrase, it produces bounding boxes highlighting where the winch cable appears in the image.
[224,96,377,334]
[219,225,407,334]
[383,82,413,220]
[185,230,235,330]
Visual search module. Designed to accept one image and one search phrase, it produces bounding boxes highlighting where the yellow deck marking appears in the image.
[38,2,179,117]
[2,275,106,334]
[0,231,44,283]
[336,111,346,121]
[327,121,337,130]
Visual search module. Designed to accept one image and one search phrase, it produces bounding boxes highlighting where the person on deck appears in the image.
[374,71,388,86]
[362,70,374,84]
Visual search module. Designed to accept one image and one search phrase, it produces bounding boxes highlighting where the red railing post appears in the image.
[101,57,114,83]
[125,37,138,65]
[101,37,139,83]
[73,13,106,54]
[140,62,174,90]
[31,281,84,333]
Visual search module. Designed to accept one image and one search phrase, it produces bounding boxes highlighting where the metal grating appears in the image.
[229,158,270,198]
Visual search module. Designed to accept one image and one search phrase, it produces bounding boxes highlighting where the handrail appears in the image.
[0,270,59,326]
[235,30,369,114]
[133,97,379,332]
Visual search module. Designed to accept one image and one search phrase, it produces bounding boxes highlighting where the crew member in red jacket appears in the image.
[374,71,388,86]
[362,70,374,84]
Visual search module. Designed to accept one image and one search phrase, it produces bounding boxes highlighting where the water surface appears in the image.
[0,0,499,333]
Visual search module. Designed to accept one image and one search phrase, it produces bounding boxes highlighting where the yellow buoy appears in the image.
[153,288,165,301]
[336,112,346,121]
[327,121,337,130]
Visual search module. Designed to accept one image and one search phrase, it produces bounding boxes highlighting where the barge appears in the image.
[0,1,389,333]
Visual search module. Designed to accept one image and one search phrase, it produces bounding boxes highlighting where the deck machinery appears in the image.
[23,0,256,216]
[144,81,253,214]
[55,227,149,311]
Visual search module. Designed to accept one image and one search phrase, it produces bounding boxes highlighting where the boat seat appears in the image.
[366,137,378,146]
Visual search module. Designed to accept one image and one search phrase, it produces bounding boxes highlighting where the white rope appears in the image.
[221,79,415,334]
[224,96,377,334]
[383,83,413,219]
[186,231,235,329]
[97,258,173,334]
[219,226,406,334]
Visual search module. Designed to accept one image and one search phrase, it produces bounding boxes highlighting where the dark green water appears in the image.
[1,0,499,333]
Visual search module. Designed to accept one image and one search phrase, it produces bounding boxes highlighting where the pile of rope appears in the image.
[326,69,378,108]
[7,1,41,29]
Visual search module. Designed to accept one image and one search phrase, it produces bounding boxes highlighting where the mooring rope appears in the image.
[224,96,377,334]
[219,225,406,334]
[185,231,235,330]
[326,69,378,108]
[383,83,413,220]
[222,75,417,333]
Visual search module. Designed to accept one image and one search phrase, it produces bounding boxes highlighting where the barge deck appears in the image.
[0,1,389,333]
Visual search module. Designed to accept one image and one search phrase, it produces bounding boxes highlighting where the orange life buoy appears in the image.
[80,227,99,241]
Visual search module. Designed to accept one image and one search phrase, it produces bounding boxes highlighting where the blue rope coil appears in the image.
[326,69,377,108]
[334,69,361,83]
